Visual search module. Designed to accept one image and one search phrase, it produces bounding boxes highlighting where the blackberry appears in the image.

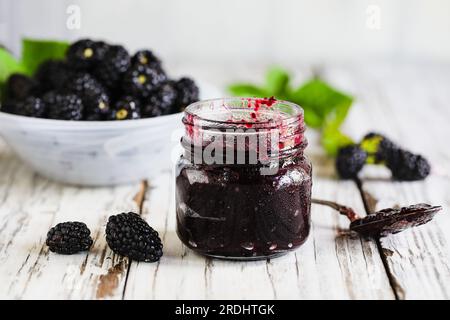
[361,132,397,164]
[105,212,163,262]
[174,77,199,111]
[132,50,161,69]
[109,96,141,120]
[12,96,46,118]
[336,145,368,179]
[361,132,431,180]
[44,92,84,120]
[142,81,177,117]
[34,60,73,92]
[6,73,38,101]
[63,72,103,96]
[46,222,93,255]
[122,64,167,98]
[385,148,430,181]
[63,73,111,118]
[82,92,110,120]
[66,39,109,70]
[94,45,131,89]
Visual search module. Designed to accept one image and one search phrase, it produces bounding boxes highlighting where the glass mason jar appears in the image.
[175,98,312,260]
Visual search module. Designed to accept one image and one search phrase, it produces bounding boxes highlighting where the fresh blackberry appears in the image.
[174,77,199,111]
[142,81,177,117]
[6,73,38,101]
[44,92,84,120]
[63,72,103,96]
[109,96,141,120]
[336,145,368,179]
[46,222,93,255]
[34,60,73,92]
[361,132,397,164]
[122,64,167,98]
[106,212,163,262]
[94,45,131,89]
[385,148,430,181]
[66,39,109,70]
[82,92,110,120]
[132,50,161,69]
[361,132,431,180]
[63,72,111,118]
[12,96,46,118]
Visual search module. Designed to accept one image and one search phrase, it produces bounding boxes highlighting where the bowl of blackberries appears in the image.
[0,39,215,186]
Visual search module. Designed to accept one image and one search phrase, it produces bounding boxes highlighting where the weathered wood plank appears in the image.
[0,142,143,299]
[125,170,229,300]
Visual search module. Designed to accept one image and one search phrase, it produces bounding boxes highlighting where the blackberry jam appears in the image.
[176,98,312,260]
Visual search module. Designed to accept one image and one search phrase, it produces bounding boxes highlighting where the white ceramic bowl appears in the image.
[0,82,221,186]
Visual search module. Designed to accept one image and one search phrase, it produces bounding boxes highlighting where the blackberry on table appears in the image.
[94,45,131,89]
[174,77,199,111]
[122,64,167,98]
[34,59,73,92]
[361,132,398,164]
[66,39,109,70]
[106,212,163,262]
[361,132,431,181]
[336,145,368,179]
[385,148,430,181]
[6,73,38,101]
[46,222,93,255]
[12,96,46,118]
[44,92,84,120]
[142,81,177,117]
[109,96,141,120]
[132,50,161,68]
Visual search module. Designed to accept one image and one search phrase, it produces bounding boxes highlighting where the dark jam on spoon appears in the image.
[175,98,312,260]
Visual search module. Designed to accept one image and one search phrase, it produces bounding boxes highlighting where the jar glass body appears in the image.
[175,98,312,260]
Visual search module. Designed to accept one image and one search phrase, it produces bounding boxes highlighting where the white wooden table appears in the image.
[0,63,449,300]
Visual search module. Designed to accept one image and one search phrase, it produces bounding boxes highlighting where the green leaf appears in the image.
[300,105,323,128]
[321,126,354,156]
[21,38,69,75]
[0,48,25,101]
[291,79,353,129]
[265,67,290,98]
[227,84,268,97]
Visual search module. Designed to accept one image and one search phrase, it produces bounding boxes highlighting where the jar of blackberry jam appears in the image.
[176,97,312,260]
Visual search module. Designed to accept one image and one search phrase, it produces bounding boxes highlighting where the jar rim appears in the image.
[184,97,304,129]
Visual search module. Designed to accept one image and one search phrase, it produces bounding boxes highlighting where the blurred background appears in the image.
[1,0,450,66]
